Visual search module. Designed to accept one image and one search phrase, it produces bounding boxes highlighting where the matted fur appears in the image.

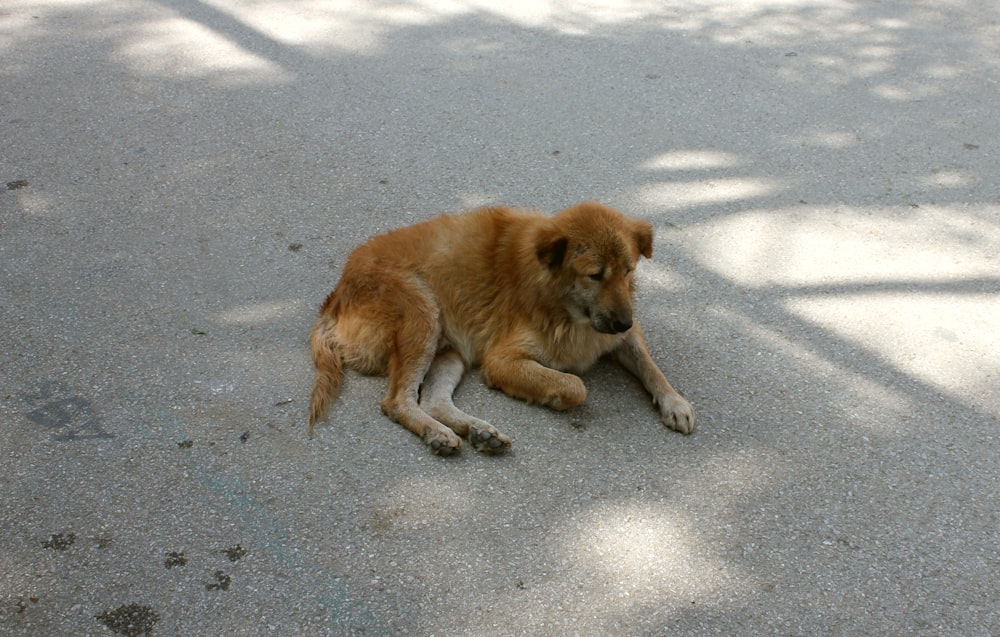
[309,201,694,455]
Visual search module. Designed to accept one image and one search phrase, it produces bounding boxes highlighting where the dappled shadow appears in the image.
[2,0,999,635]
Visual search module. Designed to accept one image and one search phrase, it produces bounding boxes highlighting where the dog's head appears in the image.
[536,202,653,335]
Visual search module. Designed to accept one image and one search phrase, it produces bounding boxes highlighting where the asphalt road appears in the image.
[2,1,999,635]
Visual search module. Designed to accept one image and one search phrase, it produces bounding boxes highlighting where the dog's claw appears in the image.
[659,394,695,435]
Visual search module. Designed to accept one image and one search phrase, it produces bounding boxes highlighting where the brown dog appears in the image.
[309,201,694,455]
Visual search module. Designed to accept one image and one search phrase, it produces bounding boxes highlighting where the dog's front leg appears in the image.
[481,351,587,411]
[613,323,695,434]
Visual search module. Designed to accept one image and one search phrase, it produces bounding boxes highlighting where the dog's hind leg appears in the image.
[378,291,464,456]
[420,350,512,454]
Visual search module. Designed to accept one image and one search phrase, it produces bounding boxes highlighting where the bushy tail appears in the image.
[308,314,344,438]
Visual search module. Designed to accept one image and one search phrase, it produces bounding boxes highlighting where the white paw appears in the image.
[658,394,695,434]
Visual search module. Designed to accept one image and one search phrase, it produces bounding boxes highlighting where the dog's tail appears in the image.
[308,311,344,438]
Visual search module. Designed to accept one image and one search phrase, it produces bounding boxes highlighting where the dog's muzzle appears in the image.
[592,315,633,334]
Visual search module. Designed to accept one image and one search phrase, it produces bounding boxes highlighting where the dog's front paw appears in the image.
[469,423,512,455]
[658,394,695,434]
[423,429,462,456]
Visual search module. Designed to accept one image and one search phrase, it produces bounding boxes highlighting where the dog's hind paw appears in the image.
[469,423,512,455]
[423,429,462,456]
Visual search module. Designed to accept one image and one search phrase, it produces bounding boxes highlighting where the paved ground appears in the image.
[2,1,999,635]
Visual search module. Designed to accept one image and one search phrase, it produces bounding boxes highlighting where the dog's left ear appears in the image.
[634,219,654,258]
[536,231,569,269]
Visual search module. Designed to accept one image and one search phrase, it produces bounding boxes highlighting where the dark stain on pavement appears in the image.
[223,544,248,562]
[164,551,187,568]
[205,570,231,591]
[22,381,114,441]
[41,533,75,551]
[95,603,159,636]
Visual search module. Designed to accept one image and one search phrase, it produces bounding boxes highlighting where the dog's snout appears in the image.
[589,309,634,335]
[611,318,633,333]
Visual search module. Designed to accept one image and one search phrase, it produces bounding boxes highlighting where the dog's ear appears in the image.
[633,219,653,259]
[536,233,569,269]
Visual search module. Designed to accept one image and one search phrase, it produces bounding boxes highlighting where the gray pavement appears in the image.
[2,1,999,635]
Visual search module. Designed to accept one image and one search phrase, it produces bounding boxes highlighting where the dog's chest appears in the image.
[541,323,622,373]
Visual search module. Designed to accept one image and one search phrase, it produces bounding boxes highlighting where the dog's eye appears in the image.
[589,269,604,281]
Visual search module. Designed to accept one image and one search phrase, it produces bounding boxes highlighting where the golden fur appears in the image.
[309,201,694,454]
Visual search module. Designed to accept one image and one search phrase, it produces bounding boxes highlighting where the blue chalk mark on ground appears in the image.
[129,403,388,635]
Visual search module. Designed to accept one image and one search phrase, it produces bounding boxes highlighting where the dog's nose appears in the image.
[611,318,633,333]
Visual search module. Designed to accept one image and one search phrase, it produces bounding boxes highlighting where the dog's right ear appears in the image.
[536,233,568,269]
[633,219,654,259]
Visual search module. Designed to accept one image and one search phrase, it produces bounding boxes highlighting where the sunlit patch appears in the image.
[6,190,52,216]
[786,293,1000,414]
[684,202,1000,416]
[638,178,779,210]
[215,301,301,325]
[118,17,289,83]
[238,0,448,55]
[871,84,911,100]
[921,169,974,188]
[922,63,964,79]
[871,82,940,101]
[555,500,737,602]
[640,150,743,172]
[790,130,858,149]
[875,18,910,30]
[456,191,500,209]
[686,205,1000,288]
